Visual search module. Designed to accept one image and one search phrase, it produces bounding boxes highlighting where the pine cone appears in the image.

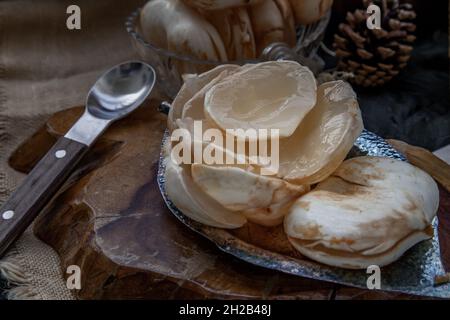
[333,0,416,87]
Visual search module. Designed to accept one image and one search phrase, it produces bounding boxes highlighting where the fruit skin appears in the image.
[333,0,417,87]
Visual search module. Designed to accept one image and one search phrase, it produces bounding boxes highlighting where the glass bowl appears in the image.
[125,7,331,99]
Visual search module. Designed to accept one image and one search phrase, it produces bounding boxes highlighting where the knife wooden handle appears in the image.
[0,137,87,256]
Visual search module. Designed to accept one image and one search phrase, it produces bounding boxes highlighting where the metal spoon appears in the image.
[0,61,156,256]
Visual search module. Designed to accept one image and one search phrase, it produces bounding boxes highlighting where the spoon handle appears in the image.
[0,136,87,256]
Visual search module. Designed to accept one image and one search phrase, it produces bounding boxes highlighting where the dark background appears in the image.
[323,0,449,151]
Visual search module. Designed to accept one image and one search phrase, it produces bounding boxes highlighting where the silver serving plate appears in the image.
[158,129,450,298]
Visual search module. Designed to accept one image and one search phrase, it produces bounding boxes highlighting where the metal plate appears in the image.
[158,129,450,298]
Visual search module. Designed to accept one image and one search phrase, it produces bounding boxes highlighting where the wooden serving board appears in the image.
[8,101,448,299]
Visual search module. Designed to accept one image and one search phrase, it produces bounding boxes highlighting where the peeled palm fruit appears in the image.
[289,0,334,25]
[191,164,309,226]
[182,69,237,120]
[171,64,259,168]
[274,0,297,37]
[204,61,317,140]
[284,156,439,269]
[205,7,256,60]
[249,0,297,55]
[166,62,316,227]
[168,64,239,130]
[183,0,263,11]
[140,0,227,61]
[164,146,247,229]
[170,68,258,169]
[276,80,363,185]
[165,62,363,229]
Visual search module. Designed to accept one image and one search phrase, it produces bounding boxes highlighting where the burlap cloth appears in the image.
[0,0,146,299]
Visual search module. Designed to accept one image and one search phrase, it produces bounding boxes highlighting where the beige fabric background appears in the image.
[0,0,145,299]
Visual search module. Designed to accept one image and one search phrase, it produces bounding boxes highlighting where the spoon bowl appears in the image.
[87,61,156,120]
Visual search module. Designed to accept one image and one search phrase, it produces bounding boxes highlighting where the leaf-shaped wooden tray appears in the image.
[158,130,450,298]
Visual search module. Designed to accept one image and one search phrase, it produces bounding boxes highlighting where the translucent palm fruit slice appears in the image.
[182,69,236,120]
[276,80,363,185]
[176,63,257,124]
[284,156,439,269]
[191,164,309,226]
[173,64,260,169]
[164,143,246,229]
[140,0,228,62]
[168,64,239,131]
[173,117,252,169]
[204,61,317,140]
